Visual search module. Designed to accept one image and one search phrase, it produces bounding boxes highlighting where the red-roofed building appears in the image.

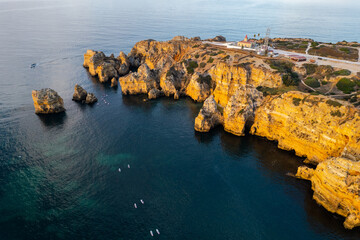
[237,35,255,48]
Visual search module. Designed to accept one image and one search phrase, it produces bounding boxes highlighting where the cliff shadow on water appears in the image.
[194,124,360,237]
[36,112,67,128]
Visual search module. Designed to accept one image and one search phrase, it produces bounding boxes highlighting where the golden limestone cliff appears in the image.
[185,72,211,102]
[194,85,264,135]
[296,158,360,229]
[209,62,281,106]
[83,50,130,83]
[84,37,283,104]
[250,91,360,164]
[194,95,223,132]
[119,64,158,95]
[223,85,264,136]
[129,38,193,70]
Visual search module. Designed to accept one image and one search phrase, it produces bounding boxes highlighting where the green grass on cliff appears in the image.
[186,61,198,74]
[303,64,317,75]
[266,60,299,86]
[333,69,351,76]
[336,78,356,94]
[304,77,320,88]
[207,57,214,63]
[292,97,301,106]
[326,99,343,107]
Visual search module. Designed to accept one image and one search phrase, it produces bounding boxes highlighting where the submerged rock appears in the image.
[194,95,223,132]
[32,88,65,114]
[296,157,360,229]
[85,93,98,104]
[72,84,87,101]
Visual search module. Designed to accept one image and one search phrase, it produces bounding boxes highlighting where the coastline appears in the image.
[81,35,360,229]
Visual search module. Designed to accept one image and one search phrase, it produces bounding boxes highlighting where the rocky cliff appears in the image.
[250,91,360,164]
[84,38,283,103]
[83,37,360,229]
[296,157,360,229]
[83,50,130,83]
[32,88,65,114]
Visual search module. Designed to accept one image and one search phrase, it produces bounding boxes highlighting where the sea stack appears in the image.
[32,88,65,114]
[72,84,87,101]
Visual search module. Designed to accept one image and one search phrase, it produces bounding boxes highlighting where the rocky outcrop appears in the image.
[111,77,118,87]
[296,157,360,229]
[206,35,226,42]
[83,50,131,83]
[185,73,211,102]
[210,62,281,106]
[85,93,97,104]
[128,40,192,70]
[119,63,158,95]
[250,91,360,163]
[159,66,184,97]
[72,84,87,101]
[117,51,130,75]
[223,85,263,136]
[194,95,223,132]
[32,88,65,114]
[148,88,163,99]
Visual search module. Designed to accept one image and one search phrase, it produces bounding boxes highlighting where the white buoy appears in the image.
[128,164,130,168]
[150,231,153,237]
[156,229,160,235]
[118,168,121,172]
[140,199,144,204]
[134,203,137,208]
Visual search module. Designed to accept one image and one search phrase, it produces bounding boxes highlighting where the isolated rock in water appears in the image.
[111,77,118,87]
[194,95,223,132]
[223,85,263,136]
[185,73,211,102]
[72,84,87,101]
[296,157,360,229]
[32,88,65,114]
[148,88,162,99]
[85,93,97,104]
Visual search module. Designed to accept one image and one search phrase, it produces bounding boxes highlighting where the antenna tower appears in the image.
[264,28,271,48]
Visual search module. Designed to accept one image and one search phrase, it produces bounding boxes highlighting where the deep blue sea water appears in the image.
[1,0,360,239]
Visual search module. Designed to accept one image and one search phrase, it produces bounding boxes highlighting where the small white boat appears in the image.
[118,168,121,172]
[128,164,130,168]
[140,199,144,204]
[156,229,160,235]
[150,230,153,236]
[134,203,137,208]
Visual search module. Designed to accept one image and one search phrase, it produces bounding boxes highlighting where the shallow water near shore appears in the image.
[1,0,360,239]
